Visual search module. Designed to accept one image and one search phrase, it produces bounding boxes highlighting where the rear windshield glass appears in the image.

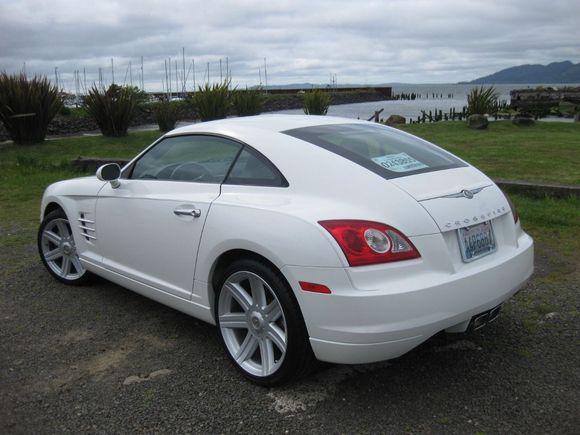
[283,123,465,179]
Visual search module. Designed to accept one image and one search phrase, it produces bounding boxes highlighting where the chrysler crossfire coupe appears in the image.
[38,115,534,385]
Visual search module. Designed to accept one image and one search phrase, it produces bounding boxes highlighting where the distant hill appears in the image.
[463,61,580,84]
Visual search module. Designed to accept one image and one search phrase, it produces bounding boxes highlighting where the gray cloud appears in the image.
[1,0,579,91]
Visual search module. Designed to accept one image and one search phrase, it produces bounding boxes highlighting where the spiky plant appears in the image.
[153,100,180,132]
[303,89,330,115]
[0,73,62,144]
[83,84,140,137]
[193,81,231,121]
[231,88,264,117]
[467,86,498,115]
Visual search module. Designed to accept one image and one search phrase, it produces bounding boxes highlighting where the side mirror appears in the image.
[96,163,121,188]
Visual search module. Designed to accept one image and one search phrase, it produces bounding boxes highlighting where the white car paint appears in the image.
[40,114,534,365]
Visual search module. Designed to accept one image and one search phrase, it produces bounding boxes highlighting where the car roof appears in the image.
[166,114,368,136]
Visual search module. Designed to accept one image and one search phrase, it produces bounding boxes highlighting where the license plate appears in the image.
[457,221,496,263]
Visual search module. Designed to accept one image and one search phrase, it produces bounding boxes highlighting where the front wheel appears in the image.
[215,259,314,386]
[38,209,90,285]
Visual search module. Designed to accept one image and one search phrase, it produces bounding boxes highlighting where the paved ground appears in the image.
[1,244,578,434]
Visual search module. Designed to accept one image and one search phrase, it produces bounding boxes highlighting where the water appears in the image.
[274,83,577,121]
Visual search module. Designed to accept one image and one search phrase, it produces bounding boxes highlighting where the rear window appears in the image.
[283,123,465,179]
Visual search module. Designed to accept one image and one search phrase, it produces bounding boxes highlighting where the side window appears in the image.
[130,135,241,183]
[225,148,288,187]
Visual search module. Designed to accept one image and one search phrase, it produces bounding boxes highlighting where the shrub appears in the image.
[193,81,230,121]
[0,72,62,144]
[83,84,140,137]
[303,89,330,115]
[153,100,180,132]
[231,88,264,116]
[467,86,498,115]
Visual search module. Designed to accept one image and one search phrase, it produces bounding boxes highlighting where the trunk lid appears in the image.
[389,167,511,232]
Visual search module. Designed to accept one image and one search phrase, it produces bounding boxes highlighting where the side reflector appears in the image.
[299,281,332,294]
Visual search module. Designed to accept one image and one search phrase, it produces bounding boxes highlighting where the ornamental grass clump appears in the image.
[231,88,264,117]
[153,100,180,132]
[83,84,141,137]
[193,81,231,121]
[0,73,62,144]
[467,86,498,115]
[303,89,331,115]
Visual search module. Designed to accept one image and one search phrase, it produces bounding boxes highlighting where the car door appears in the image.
[96,134,242,299]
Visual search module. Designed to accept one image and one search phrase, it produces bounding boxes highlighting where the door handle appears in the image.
[174,207,202,218]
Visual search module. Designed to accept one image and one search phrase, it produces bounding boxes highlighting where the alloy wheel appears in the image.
[218,271,288,377]
[40,217,85,281]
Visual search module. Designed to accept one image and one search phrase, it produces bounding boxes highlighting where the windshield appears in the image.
[283,123,465,179]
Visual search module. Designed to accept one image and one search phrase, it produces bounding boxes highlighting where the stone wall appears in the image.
[510,87,580,111]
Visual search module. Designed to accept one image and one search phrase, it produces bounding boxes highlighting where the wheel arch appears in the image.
[42,201,64,220]
[208,248,293,320]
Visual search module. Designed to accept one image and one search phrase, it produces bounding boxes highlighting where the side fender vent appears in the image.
[78,212,96,242]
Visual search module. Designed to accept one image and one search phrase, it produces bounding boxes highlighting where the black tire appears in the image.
[38,209,91,286]
[215,258,315,386]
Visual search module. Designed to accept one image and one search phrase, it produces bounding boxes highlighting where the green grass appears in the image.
[0,131,161,248]
[399,121,580,185]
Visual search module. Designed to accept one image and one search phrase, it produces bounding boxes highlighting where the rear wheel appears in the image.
[215,258,314,386]
[38,209,90,285]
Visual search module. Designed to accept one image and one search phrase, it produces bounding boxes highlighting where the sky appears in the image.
[1,0,579,92]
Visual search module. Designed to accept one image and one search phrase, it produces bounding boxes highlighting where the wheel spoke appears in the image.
[219,313,248,329]
[44,247,63,262]
[235,332,259,363]
[249,275,267,307]
[265,324,286,352]
[71,256,84,274]
[259,338,275,376]
[55,220,70,237]
[61,256,71,276]
[225,282,253,312]
[264,301,282,321]
[43,230,62,245]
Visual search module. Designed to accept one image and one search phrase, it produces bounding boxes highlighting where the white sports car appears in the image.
[38,115,534,385]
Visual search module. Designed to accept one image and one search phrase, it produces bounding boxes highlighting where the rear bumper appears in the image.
[283,232,533,364]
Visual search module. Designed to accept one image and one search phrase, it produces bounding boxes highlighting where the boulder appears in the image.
[466,114,488,129]
[384,114,406,126]
[512,116,535,127]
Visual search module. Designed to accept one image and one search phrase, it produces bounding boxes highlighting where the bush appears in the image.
[467,86,498,115]
[0,73,62,144]
[83,84,140,137]
[303,89,330,115]
[153,100,180,132]
[193,81,230,121]
[231,88,264,116]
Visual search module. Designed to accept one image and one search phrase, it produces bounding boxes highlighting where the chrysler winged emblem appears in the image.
[443,186,486,199]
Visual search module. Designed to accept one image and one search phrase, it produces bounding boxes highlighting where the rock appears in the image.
[544,312,558,320]
[466,114,488,129]
[123,368,172,385]
[384,115,406,126]
[512,116,535,127]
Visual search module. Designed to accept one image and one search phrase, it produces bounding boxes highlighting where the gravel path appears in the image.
[1,245,578,434]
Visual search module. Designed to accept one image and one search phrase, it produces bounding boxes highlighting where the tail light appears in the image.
[502,191,519,223]
[319,220,420,267]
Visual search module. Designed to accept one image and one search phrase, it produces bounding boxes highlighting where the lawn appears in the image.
[400,121,580,185]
